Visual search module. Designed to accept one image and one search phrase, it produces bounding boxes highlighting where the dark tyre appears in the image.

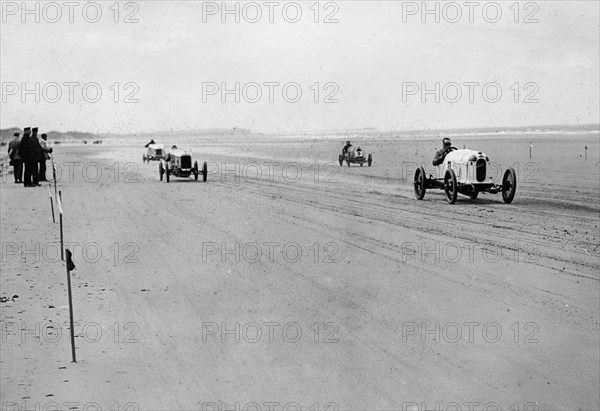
[194,161,199,181]
[414,166,426,200]
[159,162,164,181]
[367,154,372,167]
[346,157,351,167]
[202,162,208,182]
[444,169,457,204]
[338,154,343,167]
[502,167,517,204]
[165,167,170,183]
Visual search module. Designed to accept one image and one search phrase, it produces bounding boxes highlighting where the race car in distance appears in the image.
[413,147,516,204]
[143,143,165,162]
[339,146,373,167]
[159,147,207,182]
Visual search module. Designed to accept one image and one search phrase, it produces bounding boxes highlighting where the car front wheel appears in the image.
[502,167,517,204]
[444,169,458,204]
[414,166,426,200]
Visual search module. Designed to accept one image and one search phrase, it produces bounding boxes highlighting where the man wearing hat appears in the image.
[8,131,23,183]
[19,127,41,187]
[38,133,52,182]
[432,137,456,166]
[30,127,43,185]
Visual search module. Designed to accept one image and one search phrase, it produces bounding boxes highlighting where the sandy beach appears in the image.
[1,131,598,410]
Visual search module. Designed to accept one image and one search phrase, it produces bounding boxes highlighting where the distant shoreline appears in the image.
[2,124,598,144]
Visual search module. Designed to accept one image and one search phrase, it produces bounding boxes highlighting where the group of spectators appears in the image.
[7,127,52,187]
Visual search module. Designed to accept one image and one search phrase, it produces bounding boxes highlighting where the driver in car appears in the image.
[165,145,178,161]
[342,140,353,155]
[432,138,453,166]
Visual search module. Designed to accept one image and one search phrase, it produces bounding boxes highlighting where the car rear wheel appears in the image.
[193,161,199,181]
[165,166,170,183]
[444,169,457,204]
[159,162,164,181]
[414,166,426,200]
[502,167,517,204]
[367,154,372,167]
[202,162,208,182]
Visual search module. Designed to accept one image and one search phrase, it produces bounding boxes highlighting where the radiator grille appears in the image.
[476,159,486,182]
[181,155,192,169]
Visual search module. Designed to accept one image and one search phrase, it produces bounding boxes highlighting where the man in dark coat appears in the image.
[30,127,43,185]
[19,127,41,187]
[38,133,52,182]
[8,131,23,183]
[432,138,454,166]
[342,140,352,155]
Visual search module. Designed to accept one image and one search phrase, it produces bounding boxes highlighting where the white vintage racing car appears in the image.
[143,144,165,162]
[159,147,207,182]
[339,146,373,167]
[413,147,516,204]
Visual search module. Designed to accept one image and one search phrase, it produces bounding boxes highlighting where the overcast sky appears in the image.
[1,1,598,134]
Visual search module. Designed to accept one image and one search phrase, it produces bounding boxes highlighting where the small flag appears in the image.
[66,249,76,271]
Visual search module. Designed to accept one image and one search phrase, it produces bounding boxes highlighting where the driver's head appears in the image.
[442,138,452,147]
[346,140,351,145]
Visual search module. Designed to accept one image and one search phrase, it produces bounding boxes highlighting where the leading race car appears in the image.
[413,147,516,204]
[159,147,207,183]
[339,146,373,167]
[143,143,165,162]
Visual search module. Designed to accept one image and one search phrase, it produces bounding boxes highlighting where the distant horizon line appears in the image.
[2,123,599,137]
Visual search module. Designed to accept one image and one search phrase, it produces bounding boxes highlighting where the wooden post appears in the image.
[49,184,55,223]
[51,155,57,198]
[65,249,77,363]
[58,191,64,261]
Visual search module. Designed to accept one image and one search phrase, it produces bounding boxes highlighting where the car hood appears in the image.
[445,149,487,163]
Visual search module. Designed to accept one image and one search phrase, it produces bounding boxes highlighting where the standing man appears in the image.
[30,127,43,186]
[8,131,23,183]
[19,127,40,187]
[19,128,32,186]
[38,133,52,182]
